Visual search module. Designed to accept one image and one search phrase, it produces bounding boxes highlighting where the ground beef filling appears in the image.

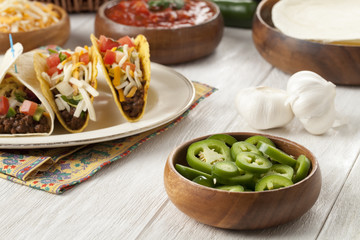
[121,89,144,118]
[0,107,50,134]
[60,107,86,130]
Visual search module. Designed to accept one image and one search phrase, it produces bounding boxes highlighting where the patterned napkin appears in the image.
[0,82,216,194]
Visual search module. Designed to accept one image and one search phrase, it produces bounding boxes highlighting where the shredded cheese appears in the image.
[0,0,60,33]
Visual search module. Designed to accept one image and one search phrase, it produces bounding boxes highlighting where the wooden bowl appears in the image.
[94,0,224,65]
[164,132,322,230]
[252,0,360,85]
[0,4,70,54]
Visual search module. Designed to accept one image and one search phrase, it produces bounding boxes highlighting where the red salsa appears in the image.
[105,0,216,28]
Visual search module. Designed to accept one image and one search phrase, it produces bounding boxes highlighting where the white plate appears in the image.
[0,63,195,149]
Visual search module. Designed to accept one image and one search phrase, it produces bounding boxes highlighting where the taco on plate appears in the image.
[34,45,98,133]
[0,43,54,136]
[90,34,150,122]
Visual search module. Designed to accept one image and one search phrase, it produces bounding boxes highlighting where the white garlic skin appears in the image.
[235,86,294,130]
[287,71,336,134]
[299,103,336,135]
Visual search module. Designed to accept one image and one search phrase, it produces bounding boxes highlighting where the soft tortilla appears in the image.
[0,44,55,136]
[33,46,98,133]
[90,34,151,122]
[272,0,360,43]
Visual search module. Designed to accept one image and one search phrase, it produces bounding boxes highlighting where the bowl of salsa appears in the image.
[95,0,223,64]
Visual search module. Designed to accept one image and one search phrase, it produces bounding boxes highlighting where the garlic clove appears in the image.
[287,71,336,119]
[235,86,294,130]
[299,103,336,135]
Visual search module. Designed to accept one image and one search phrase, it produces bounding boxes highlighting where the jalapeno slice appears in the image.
[175,164,212,181]
[255,175,293,191]
[216,185,245,192]
[212,161,240,178]
[293,155,311,183]
[245,135,276,148]
[212,163,255,186]
[235,152,272,174]
[192,175,215,188]
[186,139,231,174]
[231,141,261,160]
[263,164,294,180]
[208,134,237,147]
[258,142,297,167]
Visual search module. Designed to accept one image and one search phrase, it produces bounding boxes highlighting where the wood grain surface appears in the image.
[0,10,359,240]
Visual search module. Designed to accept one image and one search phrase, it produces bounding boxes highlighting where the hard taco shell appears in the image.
[33,46,98,133]
[90,34,151,122]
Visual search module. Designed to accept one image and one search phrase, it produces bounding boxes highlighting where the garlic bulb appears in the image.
[299,103,336,135]
[235,86,294,130]
[287,71,337,135]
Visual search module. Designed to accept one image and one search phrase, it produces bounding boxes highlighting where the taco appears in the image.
[0,43,54,136]
[34,45,98,133]
[90,34,150,122]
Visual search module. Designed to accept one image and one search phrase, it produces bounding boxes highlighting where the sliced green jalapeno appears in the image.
[235,152,272,174]
[192,175,215,188]
[216,185,245,192]
[212,162,255,186]
[175,164,213,181]
[263,164,294,180]
[208,134,237,147]
[255,175,293,191]
[231,141,261,160]
[293,155,311,183]
[258,142,297,167]
[245,135,276,148]
[186,139,231,174]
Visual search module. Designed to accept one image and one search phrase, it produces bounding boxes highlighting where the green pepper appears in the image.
[175,164,213,181]
[186,139,231,174]
[216,185,245,192]
[192,175,215,188]
[245,135,276,148]
[6,107,16,118]
[263,164,294,180]
[211,161,256,188]
[293,155,311,183]
[33,107,45,122]
[255,175,293,191]
[258,142,297,167]
[208,134,237,147]
[230,141,261,160]
[235,152,272,174]
[211,0,258,28]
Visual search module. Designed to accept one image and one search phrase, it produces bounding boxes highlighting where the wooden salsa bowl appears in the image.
[164,132,321,230]
[0,4,70,54]
[252,0,360,85]
[94,0,224,65]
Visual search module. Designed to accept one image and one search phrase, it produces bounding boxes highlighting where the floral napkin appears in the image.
[0,82,216,194]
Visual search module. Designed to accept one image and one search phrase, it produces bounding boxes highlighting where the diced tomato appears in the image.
[46,53,61,68]
[103,50,116,65]
[122,62,136,72]
[117,36,135,48]
[63,51,71,58]
[99,35,120,52]
[20,100,38,116]
[47,66,60,76]
[0,96,9,115]
[79,52,90,64]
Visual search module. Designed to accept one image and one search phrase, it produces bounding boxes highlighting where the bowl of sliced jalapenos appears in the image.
[164,132,321,230]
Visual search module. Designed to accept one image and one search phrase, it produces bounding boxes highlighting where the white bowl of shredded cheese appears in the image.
[0,0,70,54]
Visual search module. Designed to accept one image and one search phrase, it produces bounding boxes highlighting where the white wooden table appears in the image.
[1,12,359,239]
